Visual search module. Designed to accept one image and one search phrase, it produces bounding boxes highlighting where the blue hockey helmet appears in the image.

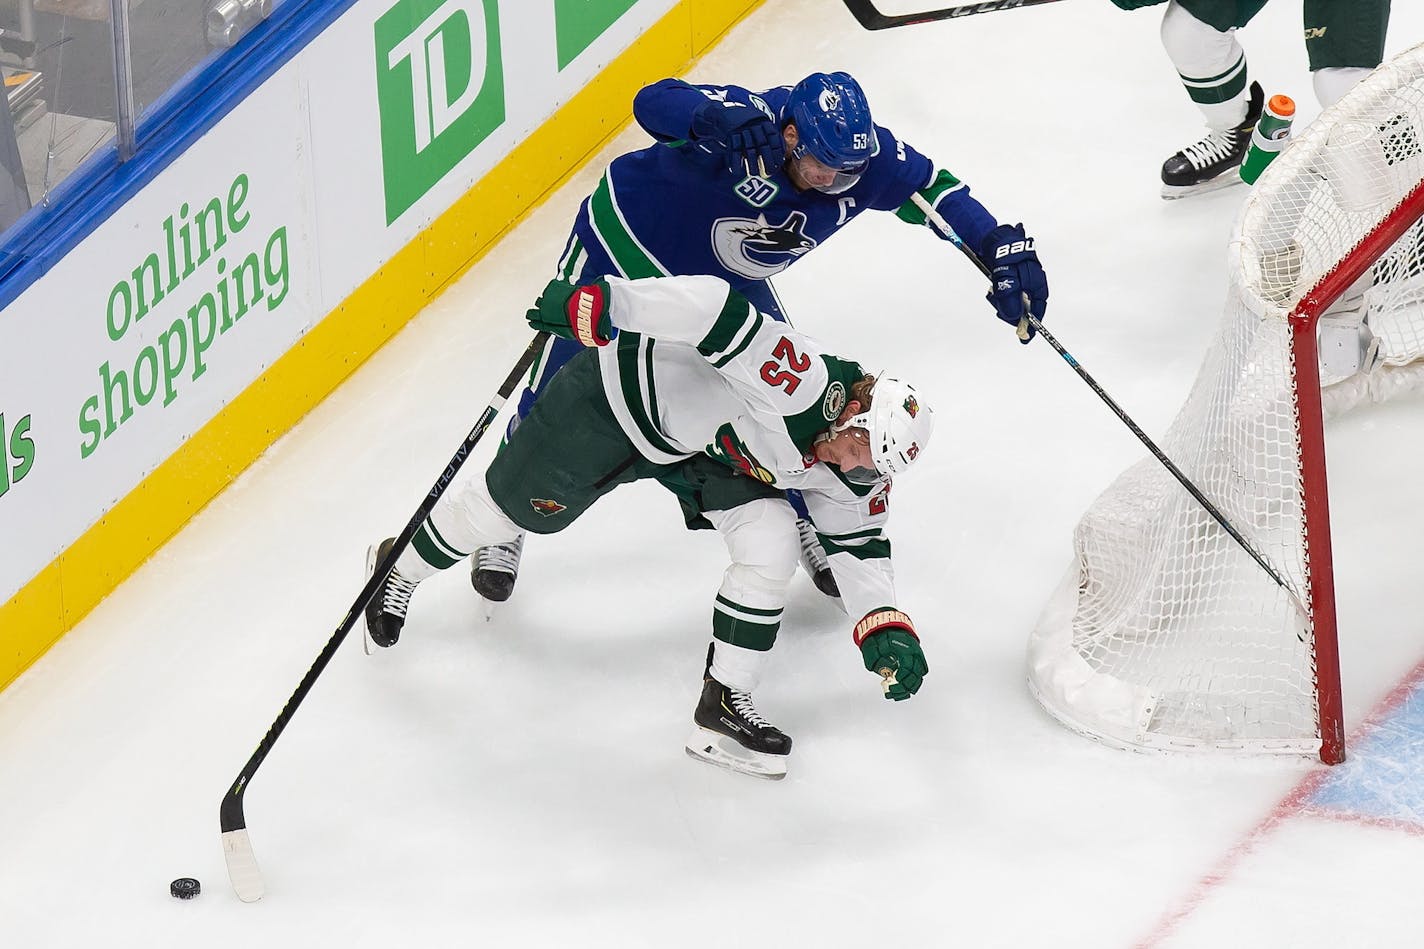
[783,71,874,192]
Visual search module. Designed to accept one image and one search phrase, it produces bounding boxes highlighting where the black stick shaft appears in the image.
[909,194,1304,606]
[841,0,1067,30]
[1021,316,1299,597]
[220,331,550,836]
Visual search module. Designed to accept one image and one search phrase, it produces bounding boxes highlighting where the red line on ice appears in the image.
[1133,654,1424,949]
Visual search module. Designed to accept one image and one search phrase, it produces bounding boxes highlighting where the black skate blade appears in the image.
[1160,172,1247,201]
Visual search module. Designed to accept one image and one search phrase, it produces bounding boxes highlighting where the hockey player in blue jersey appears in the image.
[471,70,1050,604]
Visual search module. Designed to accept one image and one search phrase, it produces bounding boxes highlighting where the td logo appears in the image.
[374,0,504,223]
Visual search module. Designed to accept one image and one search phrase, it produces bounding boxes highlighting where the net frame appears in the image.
[1029,43,1424,764]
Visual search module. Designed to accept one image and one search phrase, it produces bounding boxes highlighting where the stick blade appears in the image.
[222,828,266,902]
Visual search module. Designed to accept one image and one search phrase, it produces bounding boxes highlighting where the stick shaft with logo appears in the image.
[841,0,1068,30]
[907,193,1306,614]
[219,331,552,902]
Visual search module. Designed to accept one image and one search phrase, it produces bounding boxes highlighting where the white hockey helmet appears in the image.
[837,375,934,483]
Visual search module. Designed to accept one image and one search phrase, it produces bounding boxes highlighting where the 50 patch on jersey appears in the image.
[735,175,779,208]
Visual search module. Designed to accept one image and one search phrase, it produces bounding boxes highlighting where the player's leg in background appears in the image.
[505,224,623,442]
[1306,0,1399,383]
[368,350,661,645]
[1156,0,1267,197]
[474,224,625,603]
[1307,0,1390,107]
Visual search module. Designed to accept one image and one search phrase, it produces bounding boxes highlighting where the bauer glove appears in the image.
[853,609,928,701]
[690,100,786,178]
[526,278,616,347]
[980,223,1049,343]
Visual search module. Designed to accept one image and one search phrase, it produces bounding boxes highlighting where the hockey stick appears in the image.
[910,193,1308,613]
[840,0,1067,30]
[220,331,551,902]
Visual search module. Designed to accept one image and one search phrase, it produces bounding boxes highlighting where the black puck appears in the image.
[170,877,201,900]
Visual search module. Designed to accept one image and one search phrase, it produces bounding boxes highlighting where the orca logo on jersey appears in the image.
[711,210,819,280]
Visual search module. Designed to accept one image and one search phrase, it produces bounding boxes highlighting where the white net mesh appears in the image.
[1029,44,1424,757]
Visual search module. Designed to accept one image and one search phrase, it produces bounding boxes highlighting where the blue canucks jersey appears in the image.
[555,78,1000,292]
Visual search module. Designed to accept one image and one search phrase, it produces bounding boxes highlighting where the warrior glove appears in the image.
[526,278,615,347]
[854,609,928,701]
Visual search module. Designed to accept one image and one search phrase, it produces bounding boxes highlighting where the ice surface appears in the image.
[3,2,1424,947]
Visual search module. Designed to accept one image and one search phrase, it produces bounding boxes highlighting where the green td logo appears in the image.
[374,0,504,223]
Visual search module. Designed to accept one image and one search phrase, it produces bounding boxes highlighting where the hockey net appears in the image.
[1029,43,1424,763]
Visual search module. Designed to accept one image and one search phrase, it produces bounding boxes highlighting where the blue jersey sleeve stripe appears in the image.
[587,171,672,278]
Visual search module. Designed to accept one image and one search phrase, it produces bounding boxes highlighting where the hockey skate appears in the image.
[684,649,792,780]
[363,537,420,653]
[470,535,524,617]
[796,518,840,599]
[1161,82,1263,199]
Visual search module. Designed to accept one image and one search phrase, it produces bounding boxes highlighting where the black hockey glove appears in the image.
[526,278,615,347]
[690,100,786,178]
[854,610,928,701]
[980,223,1049,344]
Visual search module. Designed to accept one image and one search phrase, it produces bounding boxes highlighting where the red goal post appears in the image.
[1029,43,1424,764]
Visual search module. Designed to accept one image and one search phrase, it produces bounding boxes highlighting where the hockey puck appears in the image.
[170,877,201,900]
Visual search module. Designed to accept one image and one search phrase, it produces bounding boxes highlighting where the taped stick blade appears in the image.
[222,828,266,902]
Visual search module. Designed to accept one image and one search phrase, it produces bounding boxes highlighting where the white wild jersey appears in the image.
[596,274,901,620]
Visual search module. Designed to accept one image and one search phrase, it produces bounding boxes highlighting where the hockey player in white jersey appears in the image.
[364,274,935,779]
[472,70,1048,604]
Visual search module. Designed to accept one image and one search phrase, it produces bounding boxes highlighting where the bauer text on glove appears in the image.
[853,609,928,701]
[980,223,1049,343]
[526,278,616,347]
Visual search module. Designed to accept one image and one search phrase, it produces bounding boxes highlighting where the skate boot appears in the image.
[471,534,524,603]
[363,538,420,650]
[685,648,792,780]
[1161,82,1263,199]
[797,518,840,599]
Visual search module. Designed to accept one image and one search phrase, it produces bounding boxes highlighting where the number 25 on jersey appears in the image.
[760,336,810,395]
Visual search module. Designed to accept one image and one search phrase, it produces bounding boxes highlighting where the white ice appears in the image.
[5,2,1424,946]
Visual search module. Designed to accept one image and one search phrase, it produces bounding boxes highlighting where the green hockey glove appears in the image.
[1108,0,1168,9]
[853,609,928,701]
[526,278,616,347]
